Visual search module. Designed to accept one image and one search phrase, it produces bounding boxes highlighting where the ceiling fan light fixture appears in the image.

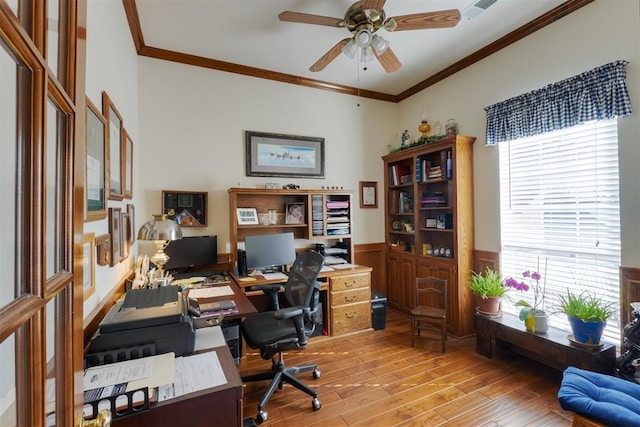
[371,35,389,54]
[360,46,374,63]
[342,38,358,59]
[383,18,397,32]
[354,28,373,48]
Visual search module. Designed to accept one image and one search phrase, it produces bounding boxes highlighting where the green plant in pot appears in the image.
[558,290,614,345]
[469,267,507,314]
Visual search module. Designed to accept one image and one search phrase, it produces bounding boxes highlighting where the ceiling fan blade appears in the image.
[363,0,386,12]
[389,9,461,31]
[279,11,344,27]
[309,39,349,72]
[374,47,402,73]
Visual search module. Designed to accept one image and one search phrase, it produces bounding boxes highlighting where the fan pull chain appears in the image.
[356,55,361,107]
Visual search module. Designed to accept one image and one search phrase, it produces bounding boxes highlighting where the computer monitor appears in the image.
[244,232,296,272]
[164,235,217,271]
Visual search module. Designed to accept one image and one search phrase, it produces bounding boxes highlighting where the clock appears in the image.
[444,247,452,257]
[438,246,446,256]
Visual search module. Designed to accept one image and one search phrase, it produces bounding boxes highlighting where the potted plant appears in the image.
[504,258,549,334]
[558,290,614,345]
[469,267,507,314]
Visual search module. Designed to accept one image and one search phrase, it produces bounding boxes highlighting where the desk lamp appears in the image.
[137,214,182,278]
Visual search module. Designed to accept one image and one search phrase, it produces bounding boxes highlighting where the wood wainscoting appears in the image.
[354,242,387,296]
[620,265,640,351]
[473,249,500,273]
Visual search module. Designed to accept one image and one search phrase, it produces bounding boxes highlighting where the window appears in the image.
[499,119,621,344]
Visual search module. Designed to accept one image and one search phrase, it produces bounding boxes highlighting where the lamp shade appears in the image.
[342,38,358,59]
[138,214,183,241]
[371,35,389,55]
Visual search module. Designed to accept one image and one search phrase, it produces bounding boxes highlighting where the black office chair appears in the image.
[241,251,324,424]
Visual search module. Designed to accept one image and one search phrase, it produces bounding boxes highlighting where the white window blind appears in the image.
[499,119,621,345]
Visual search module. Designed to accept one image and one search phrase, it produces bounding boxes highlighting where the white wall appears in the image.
[83,0,140,315]
[397,0,640,266]
[137,59,398,254]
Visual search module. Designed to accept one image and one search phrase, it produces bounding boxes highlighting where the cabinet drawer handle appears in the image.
[345,311,357,318]
[344,281,355,287]
[345,295,357,302]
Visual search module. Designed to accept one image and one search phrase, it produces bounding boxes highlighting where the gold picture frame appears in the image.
[102,91,125,200]
[82,233,96,301]
[85,97,107,221]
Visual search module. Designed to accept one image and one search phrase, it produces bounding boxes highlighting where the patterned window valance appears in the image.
[484,60,632,145]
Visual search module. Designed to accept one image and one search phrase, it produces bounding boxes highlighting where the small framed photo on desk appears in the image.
[236,208,259,225]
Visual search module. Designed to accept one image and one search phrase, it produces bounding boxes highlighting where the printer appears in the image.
[88,285,196,358]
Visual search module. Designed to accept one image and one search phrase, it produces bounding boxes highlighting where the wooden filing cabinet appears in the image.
[328,269,372,336]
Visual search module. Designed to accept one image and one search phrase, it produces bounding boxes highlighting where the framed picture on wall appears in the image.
[85,97,108,221]
[245,131,325,178]
[162,190,207,227]
[95,234,111,266]
[108,207,122,266]
[102,91,125,200]
[124,130,134,199]
[82,233,96,301]
[126,204,135,245]
[359,181,378,208]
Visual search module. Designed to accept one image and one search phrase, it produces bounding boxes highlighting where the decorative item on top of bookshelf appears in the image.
[359,181,378,208]
[236,208,259,225]
[162,190,207,227]
[285,203,305,224]
[446,118,458,137]
[245,131,325,178]
[85,97,107,221]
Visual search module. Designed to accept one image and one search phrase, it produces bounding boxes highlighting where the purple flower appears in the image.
[531,271,541,281]
[522,270,531,278]
[504,277,530,292]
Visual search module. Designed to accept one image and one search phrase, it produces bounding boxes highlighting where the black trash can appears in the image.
[371,289,387,330]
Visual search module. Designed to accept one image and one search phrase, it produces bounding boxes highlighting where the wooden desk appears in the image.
[475,312,616,374]
[231,265,373,336]
[114,338,243,426]
[188,280,258,328]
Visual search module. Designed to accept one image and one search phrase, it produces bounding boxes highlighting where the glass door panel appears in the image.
[0,37,30,306]
[0,333,16,425]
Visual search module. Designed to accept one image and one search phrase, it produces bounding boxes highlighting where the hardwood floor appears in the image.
[239,308,574,426]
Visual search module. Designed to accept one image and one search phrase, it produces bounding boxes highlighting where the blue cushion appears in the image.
[558,366,640,425]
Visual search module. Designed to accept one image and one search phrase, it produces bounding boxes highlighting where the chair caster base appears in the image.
[256,410,268,424]
[313,368,321,379]
[312,397,321,411]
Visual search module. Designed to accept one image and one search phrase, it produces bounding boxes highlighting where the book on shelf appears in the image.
[398,191,414,213]
[421,191,446,206]
[390,163,412,186]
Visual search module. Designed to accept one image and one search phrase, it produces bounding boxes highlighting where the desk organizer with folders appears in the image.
[88,286,196,357]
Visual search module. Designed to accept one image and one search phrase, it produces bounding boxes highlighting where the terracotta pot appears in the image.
[476,296,501,314]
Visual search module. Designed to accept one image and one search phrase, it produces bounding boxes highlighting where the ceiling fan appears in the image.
[279,0,461,73]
